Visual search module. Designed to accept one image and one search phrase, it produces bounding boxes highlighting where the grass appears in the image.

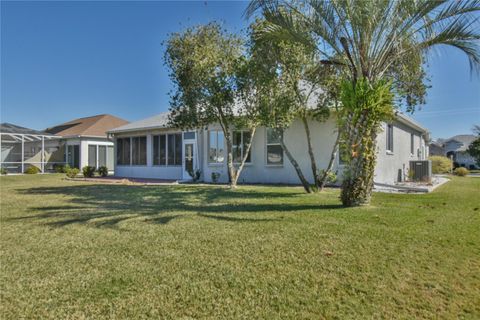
[1,174,479,319]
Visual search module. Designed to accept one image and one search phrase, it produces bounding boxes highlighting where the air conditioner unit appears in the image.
[409,160,432,182]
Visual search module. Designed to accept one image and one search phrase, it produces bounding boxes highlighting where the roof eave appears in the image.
[395,113,430,139]
[107,125,171,134]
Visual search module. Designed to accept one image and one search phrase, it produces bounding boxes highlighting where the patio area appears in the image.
[0,123,66,174]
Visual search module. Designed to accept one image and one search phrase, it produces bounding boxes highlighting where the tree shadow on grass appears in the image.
[11,184,344,228]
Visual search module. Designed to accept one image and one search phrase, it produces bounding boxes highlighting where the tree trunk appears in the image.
[318,129,341,191]
[231,127,257,186]
[279,137,312,193]
[224,130,236,188]
[340,112,379,206]
[301,115,319,190]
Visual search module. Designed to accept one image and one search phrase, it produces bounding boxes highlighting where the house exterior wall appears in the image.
[443,140,477,168]
[111,116,428,185]
[202,117,338,184]
[374,120,427,184]
[454,151,477,168]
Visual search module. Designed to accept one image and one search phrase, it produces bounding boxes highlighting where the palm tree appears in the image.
[246,0,480,206]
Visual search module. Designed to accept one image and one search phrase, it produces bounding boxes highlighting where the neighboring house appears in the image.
[108,112,429,186]
[428,141,445,156]
[45,114,129,170]
[442,135,477,169]
[0,114,129,173]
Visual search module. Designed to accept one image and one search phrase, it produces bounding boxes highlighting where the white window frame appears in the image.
[265,128,284,166]
[208,130,225,165]
[232,130,252,164]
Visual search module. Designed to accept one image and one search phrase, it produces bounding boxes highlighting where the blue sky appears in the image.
[1,1,479,140]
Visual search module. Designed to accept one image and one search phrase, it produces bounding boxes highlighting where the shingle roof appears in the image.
[443,134,476,151]
[108,110,430,139]
[45,114,129,137]
[108,112,171,133]
[445,134,476,145]
[0,123,51,136]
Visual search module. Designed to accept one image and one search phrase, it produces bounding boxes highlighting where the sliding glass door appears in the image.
[87,144,114,170]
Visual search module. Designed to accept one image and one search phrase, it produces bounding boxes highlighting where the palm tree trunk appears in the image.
[318,129,341,191]
[340,112,378,206]
[279,137,312,193]
[301,115,319,190]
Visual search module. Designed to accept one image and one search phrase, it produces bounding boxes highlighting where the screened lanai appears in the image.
[0,123,66,174]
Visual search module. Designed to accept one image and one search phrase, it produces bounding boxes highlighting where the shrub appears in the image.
[54,164,70,173]
[24,166,40,174]
[429,156,452,174]
[97,166,108,177]
[188,169,201,182]
[82,166,96,178]
[454,167,469,177]
[211,172,221,183]
[0,168,7,175]
[65,167,80,178]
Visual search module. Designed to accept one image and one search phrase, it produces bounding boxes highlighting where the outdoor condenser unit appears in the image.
[409,160,432,182]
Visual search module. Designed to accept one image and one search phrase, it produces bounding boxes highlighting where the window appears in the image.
[169,133,182,165]
[183,131,195,140]
[153,135,167,165]
[209,130,225,164]
[174,133,182,165]
[386,124,394,152]
[107,146,114,169]
[232,131,252,163]
[410,133,415,155]
[153,133,182,166]
[88,145,97,167]
[131,136,147,165]
[88,145,112,169]
[266,128,283,165]
[117,138,130,165]
[98,146,107,167]
[338,141,349,165]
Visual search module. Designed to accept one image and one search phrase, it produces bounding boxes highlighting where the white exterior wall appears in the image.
[111,116,428,185]
[443,140,477,168]
[374,121,427,185]
[202,117,339,184]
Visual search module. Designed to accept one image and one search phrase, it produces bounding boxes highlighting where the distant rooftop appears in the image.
[443,134,476,151]
[45,114,129,138]
[0,123,51,136]
[444,134,476,145]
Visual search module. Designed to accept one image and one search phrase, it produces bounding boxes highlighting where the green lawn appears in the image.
[1,175,479,319]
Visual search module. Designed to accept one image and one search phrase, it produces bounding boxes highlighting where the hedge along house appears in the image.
[0,123,65,173]
[108,111,429,186]
[44,114,129,171]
